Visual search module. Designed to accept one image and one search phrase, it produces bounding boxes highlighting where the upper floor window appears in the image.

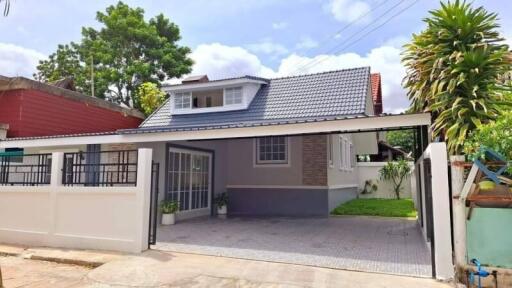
[174,92,191,109]
[224,87,243,105]
[255,136,288,165]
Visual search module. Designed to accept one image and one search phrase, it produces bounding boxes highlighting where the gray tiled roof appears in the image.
[138,67,371,131]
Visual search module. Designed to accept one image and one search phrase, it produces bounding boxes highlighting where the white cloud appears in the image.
[272,22,288,30]
[276,42,408,113]
[246,39,289,56]
[327,0,371,23]
[190,43,276,79]
[295,36,319,50]
[0,42,46,78]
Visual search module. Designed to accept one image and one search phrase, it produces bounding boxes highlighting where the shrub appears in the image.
[379,159,411,200]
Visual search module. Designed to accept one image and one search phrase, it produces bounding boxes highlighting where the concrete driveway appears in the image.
[153,216,432,277]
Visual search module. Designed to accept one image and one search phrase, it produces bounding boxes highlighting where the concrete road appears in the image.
[1,251,453,287]
[0,256,90,287]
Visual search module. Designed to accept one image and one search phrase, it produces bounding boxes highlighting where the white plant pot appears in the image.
[217,206,227,215]
[161,213,175,225]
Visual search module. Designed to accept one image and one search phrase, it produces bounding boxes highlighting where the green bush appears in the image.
[464,112,512,173]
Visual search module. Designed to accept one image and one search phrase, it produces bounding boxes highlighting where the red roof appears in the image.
[370,73,383,115]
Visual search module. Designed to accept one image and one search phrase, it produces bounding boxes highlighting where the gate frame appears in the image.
[148,161,159,247]
[416,143,454,280]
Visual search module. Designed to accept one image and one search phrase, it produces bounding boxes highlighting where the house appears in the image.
[0,75,144,140]
[0,67,429,217]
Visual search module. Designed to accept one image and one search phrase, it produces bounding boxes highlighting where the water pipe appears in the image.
[469,259,493,288]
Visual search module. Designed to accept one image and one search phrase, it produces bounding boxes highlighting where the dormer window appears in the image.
[174,92,191,109]
[224,87,243,105]
[166,76,268,115]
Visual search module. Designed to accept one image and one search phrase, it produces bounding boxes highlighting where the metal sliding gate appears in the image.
[148,161,159,247]
[416,157,436,278]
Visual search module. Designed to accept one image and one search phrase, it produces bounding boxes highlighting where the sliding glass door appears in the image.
[167,147,212,217]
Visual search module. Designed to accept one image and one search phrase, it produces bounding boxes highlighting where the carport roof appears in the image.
[0,113,431,148]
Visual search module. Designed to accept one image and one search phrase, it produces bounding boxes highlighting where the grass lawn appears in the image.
[331,198,417,218]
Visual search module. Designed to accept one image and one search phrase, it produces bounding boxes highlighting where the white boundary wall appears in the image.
[0,148,152,253]
[356,162,415,199]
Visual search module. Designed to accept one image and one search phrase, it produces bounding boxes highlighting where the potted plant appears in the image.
[215,192,228,216]
[160,200,178,225]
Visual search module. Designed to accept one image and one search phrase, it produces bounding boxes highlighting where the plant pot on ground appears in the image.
[160,200,179,225]
[215,192,228,215]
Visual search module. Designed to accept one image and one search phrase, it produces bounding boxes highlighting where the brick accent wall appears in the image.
[302,135,328,186]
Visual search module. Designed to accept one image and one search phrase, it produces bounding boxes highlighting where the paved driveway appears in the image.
[154,216,432,277]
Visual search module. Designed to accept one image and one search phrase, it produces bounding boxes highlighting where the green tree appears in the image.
[379,160,411,200]
[137,82,167,116]
[402,0,512,154]
[34,2,193,110]
[386,130,415,154]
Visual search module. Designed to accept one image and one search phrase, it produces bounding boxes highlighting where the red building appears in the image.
[0,76,144,139]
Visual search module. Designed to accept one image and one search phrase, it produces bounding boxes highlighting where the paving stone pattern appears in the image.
[154,216,432,277]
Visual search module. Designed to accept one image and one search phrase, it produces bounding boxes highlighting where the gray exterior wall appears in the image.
[227,187,328,217]
[226,136,303,186]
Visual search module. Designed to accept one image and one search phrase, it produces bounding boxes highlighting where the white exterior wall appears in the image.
[0,149,152,253]
[357,162,414,199]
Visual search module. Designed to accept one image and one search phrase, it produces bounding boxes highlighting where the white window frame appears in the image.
[174,92,192,110]
[254,136,290,166]
[327,135,333,167]
[223,87,243,106]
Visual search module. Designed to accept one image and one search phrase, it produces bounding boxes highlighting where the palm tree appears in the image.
[0,0,9,16]
[402,0,512,154]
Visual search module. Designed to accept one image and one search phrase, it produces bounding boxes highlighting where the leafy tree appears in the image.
[402,0,512,154]
[379,159,411,200]
[35,2,193,110]
[137,82,167,116]
[386,130,415,154]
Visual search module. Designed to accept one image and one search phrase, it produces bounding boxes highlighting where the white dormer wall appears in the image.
[166,79,265,115]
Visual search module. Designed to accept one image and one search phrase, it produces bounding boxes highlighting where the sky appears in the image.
[0,0,511,113]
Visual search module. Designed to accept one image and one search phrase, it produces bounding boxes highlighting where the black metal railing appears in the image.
[0,153,52,186]
[62,150,138,186]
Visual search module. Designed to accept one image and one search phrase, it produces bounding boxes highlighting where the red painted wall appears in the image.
[0,89,143,138]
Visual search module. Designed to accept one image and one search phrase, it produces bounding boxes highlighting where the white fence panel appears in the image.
[0,148,152,253]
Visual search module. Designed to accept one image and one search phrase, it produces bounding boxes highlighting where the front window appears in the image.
[255,136,288,164]
[174,92,191,109]
[224,87,243,105]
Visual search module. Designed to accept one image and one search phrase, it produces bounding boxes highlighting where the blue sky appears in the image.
[0,0,510,112]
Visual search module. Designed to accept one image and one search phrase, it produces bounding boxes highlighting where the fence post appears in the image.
[427,143,454,280]
[450,155,466,272]
[134,148,153,253]
[48,152,64,236]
